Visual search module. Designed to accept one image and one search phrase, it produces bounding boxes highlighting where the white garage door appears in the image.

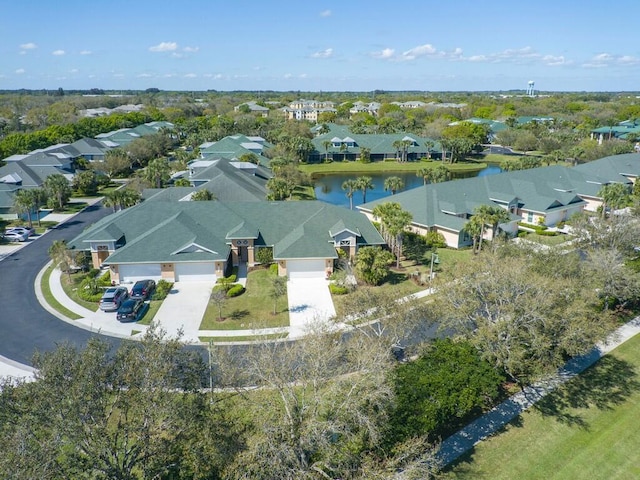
[175,262,217,282]
[287,259,326,279]
[119,264,162,283]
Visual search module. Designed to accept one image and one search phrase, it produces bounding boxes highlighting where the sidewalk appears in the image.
[436,316,640,467]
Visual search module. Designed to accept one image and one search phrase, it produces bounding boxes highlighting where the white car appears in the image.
[7,226,35,238]
[2,230,29,242]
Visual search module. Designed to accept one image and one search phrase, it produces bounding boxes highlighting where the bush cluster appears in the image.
[153,279,173,300]
[329,284,349,295]
[226,284,245,297]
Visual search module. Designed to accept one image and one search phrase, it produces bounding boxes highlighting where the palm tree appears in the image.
[44,174,71,210]
[416,164,450,185]
[342,178,359,210]
[471,204,511,252]
[48,239,74,280]
[598,183,631,218]
[12,189,36,228]
[144,157,171,189]
[356,176,374,205]
[322,140,332,163]
[372,202,413,268]
[191,189,215,201]
[463,216,484,254]
[383,176,404,195]
[392,140,403,162]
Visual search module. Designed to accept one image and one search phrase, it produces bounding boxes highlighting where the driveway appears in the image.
[287,278,336,338]
[152,281,215,343]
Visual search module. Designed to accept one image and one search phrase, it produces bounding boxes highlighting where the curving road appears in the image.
[0,203,121,366]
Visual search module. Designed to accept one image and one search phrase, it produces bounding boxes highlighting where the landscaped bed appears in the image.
[200,267,289,331]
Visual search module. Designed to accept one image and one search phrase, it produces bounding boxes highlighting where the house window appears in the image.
[340,239,351,246]
[527,212,534,223]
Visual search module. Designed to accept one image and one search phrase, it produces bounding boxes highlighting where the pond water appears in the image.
[313,164,502,208]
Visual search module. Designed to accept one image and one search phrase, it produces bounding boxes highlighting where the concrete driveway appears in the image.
[152,281,214,343]
[287,278,336,338]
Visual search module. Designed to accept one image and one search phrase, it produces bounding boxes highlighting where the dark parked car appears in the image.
[130,279,156,300]
[99,287,129,312]
[117,298,145,322]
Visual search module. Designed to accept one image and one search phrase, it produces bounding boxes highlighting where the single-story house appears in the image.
[309,124,441,163]
[198,134,273,167]
[67,200,385,283]
[358,165,604,249]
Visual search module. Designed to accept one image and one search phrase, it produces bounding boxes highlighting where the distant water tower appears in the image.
[527,80,535,97]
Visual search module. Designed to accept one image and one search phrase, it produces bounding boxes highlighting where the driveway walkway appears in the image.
[287,278,336,338]
[152,281,215,343]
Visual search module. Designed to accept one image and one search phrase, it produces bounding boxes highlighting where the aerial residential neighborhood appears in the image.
[3,1,640,476]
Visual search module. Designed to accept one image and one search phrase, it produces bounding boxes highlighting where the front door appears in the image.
[238,246,248,262]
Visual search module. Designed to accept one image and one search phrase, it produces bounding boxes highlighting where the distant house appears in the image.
[68,201,385,283]
[591,120,640,145]
[234,101,270,117]
[309,124,440,162]
[358,164,618,249]
[151,157,271,202]
[95,121,174,147]
[198,134,273,167]
[282,99,337,122]
[348,101,381,116]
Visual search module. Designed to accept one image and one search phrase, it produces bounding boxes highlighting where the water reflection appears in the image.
[313,165,502,208]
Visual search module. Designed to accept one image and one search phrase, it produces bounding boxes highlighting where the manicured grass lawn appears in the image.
[200,267,289,330]
[59,271,101,312]
[54,202,88,214]
[291,185,316,200]
[299,160,487,177]
[443,333,640,479]
[41,264,82,320]
[521,232,575,247]
[200,332,289,343]
[136,300,163,326]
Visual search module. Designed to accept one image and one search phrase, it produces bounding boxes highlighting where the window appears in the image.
[527,212,534,223]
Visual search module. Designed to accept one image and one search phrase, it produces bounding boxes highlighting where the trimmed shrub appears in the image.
[216,274,237,284]
[98,270,112,286]
[269,263,279,275]
[153,279,172,300]
[226,284,245,297]
[329,284,349,295]
[77,276,103,302]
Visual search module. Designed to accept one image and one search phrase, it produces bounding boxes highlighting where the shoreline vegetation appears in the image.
[299,158,489,178]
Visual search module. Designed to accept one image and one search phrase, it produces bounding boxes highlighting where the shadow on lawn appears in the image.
[533,355,640,429]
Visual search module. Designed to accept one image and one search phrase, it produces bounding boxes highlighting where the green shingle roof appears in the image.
[69,200,384,264]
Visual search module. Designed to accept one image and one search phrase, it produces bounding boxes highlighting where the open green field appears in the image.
[200,267,289,330]
[443,332,640,480]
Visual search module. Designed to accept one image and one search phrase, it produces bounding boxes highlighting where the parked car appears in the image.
[99,287,129,312]
[2,230,29,242]
[117,298,145,322]
[130,279,156,300]
[7,226,35,238]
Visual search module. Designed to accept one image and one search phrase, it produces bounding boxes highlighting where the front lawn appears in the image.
[520,231,575,247]
[443,333,640,479]
[54,202,88,214]
[136,300,163,326]
[59,270,101,312]
[200,267,289,330]
[41,264,82,320]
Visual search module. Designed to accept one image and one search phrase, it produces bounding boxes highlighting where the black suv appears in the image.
[130,279,156,300]
[117,298,145,322]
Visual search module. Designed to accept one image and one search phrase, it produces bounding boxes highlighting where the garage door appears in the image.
[287,259,326,279]
[119,264,162,283]
[175,262,217,282]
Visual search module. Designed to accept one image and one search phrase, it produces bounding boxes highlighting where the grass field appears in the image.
[443,332,640,479]
[40,264,83,320]
[299,159,488,177]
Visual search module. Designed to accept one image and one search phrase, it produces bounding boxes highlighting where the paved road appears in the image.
[0,203,118,366]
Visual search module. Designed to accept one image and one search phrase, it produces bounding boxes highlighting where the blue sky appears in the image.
[2,0,640,92]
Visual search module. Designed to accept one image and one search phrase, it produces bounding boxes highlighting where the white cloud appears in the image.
[137,73,153,78]
[20,42,37,50]
[149,42,178,52]
[299,73,308,78]
[183,46,199,53]
[372,48,395,59]
[542,54,567,66]
[402,43,437,60]
[284,73,293,79]
[113,73,125,78]
[311,48,333,59]
[184,73,197,78]
[582,52,640,68]
[320,9,331,17]
[15,68,25,74]
[80,50,92,55]
[52,50,65,56]
[70,68,79,73]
